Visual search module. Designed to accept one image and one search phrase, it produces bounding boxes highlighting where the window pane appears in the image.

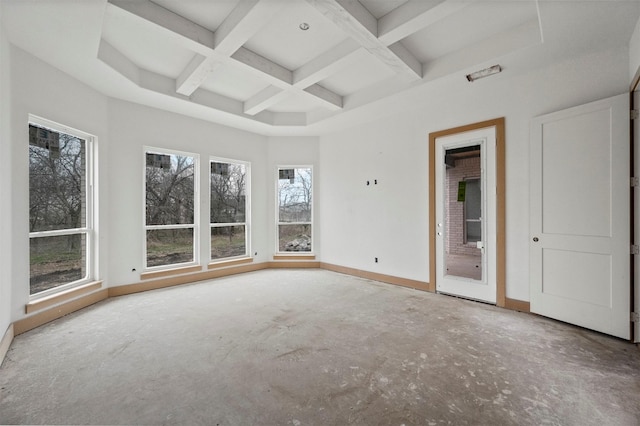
[465,178,481,220]
[279,224,311,252]
[29,125,86,232]
[146,153,194,225]
[278,168,312,223]
[211,225,246,260]
[30,234,85,295]
[146,228,194,267]
[467,221,482,242]
[211,162,246,223]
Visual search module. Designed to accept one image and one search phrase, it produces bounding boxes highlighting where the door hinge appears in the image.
[631,245,639,255]
[631,177,639,187]
[632,109,639,120]
[631,312,640,323]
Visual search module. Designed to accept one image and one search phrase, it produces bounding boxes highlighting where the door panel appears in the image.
[436,127,496,303]
[530,93,629,339]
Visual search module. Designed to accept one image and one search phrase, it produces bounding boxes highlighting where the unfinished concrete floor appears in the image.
[1,269,639,425]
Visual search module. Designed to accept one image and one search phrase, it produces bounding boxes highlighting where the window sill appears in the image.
[208,257,253,270]
[140,265,202,280]
[26,281,103,314]
[273,254,316,260]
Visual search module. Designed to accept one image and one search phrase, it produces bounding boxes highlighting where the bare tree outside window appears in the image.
[145,152,196,267]
[278,167,312,252]
[29,123,90,295]
[210,161,248,260]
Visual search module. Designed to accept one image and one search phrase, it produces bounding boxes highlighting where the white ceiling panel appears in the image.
[402,0,539,63]
[267,91,324,113]
[319,50,396,97]
[151,0,240,32]
[199,63,271,102]
[244,1,349,71]
[358,0,409,19]
[102,6,194,79]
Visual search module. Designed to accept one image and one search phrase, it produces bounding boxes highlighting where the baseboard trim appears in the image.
[504,297,530,313]
[320,262,431,292]
[109,262,268,297]
[26,281,103,314]
[268,261,320,269]
[0,324,14,366]
[14,289,109,336]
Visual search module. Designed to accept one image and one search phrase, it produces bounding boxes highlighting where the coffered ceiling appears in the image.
[2,1,640,135]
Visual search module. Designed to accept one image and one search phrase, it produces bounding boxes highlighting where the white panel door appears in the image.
[530,93,630,339]
[436,127,497,303]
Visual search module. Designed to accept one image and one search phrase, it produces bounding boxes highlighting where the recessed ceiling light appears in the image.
[299,22,310,31]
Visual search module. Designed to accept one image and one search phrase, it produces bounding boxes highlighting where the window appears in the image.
[277,167,312,252]
[464,177,482,243]
[210,158,249,261]
[28,118,94,296]
[145,148,198,269]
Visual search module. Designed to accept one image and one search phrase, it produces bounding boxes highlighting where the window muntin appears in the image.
[277,167,312,252]
[210,159,249,260]
[145,149,198,269]
[28,119,94,296]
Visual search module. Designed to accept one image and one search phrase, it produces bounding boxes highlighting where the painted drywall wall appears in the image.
[8,46,110,321]
[107,100,270,286]
[319,47,630,302]
[0,4,13,337]
[630,16,640,86]
[267,137,320,256]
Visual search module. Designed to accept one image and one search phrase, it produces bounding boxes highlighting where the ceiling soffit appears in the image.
[98,0,543,129]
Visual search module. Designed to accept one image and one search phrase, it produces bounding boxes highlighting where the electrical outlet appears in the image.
[375,257,378,263]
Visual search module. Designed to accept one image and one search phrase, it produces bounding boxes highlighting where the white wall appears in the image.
[319,46,631,302]
[107,100,270,286]
[0,4,13,337]
[8,46,110,321]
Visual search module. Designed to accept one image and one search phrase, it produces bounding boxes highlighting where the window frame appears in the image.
[209,156,251,263]
[463,176,482,244]
[28,115,96,299]
[276,165,314,254]
[143,146,200,271]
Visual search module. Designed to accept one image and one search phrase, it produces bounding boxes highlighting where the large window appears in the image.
[210,158,249,261]
[145,148,198,269]
[277,167,312,252]
[28,118,94,296]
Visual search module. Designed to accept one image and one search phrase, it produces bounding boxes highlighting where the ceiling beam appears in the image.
[293,39,361,87]
[108,0,214,54]
[107,0,343,113]
[378,0,472,46]
[173,0,286,97]
[176,54,220,96]
[305,0,422,79]
[214,0,285,56]
[244,86,288,115]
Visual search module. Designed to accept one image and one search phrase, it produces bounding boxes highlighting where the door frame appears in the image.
[429,118,507,307]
